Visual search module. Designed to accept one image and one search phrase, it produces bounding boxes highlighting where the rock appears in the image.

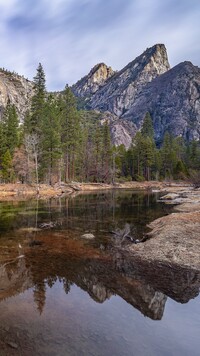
[0,69,34,122]
[88,44,170,117]
[81,233,95,239]
[72,63,115,98]
[122,61,200,142]
[128,210,200,270]
[160,193,180,200]
[72,44,200,146]
[98,111,136,149]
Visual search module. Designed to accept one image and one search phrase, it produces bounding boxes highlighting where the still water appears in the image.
[0,191,199,356]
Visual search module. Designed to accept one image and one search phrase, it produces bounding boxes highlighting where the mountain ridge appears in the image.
[0,44,200,147]
[121,60,200,142]
[83,44,170,116]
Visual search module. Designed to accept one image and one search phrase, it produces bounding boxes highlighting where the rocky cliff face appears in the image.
[72,62,115,98]
[0,70,34,121]
[88,44,170,116]
[73,44,199,146]
[98,111,137,148]
[1,43,199,147]
[122,61,200,142]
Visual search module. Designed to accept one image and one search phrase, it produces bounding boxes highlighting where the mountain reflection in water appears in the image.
[0,191,200,356]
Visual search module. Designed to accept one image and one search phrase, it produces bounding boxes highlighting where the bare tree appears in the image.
[24,133,40,193]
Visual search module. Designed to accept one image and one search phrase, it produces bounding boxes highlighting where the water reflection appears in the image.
[0,191,199,318]
[0,191,200,355]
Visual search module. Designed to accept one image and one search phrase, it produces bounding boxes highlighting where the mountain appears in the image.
[72,44,200,146]
[0,43,200,147]
[88,44,170,116]
[0,69,34,121]
[121,61,200,142]
[71,62,115,98]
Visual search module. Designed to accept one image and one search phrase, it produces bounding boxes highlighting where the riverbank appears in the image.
[127,186,200,270]
[0,181,190,200]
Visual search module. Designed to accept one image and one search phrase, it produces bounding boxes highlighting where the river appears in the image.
[0,191,199,355]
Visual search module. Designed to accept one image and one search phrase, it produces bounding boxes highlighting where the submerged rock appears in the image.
[160,193,180,200]
[81,233,95,240]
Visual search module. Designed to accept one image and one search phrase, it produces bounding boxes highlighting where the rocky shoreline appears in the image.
[126,186,200,271]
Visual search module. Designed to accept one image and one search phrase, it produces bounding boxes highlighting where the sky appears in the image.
[0,0,199,91]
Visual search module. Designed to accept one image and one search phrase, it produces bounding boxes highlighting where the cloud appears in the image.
[0,0,199,90]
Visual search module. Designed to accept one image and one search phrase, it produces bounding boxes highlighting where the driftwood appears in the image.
[110,224,140,244]
[39,221,58,229]
[109,223,149,244]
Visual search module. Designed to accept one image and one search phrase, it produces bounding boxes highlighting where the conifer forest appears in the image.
[1,63,200,185]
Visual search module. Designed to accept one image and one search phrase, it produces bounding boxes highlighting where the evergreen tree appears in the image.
[131,114,156,181]
[1,149,14,182]
[101,121,112,183]
[93,122,103,182]
[0,122,6,158]
[61,85,81,181]
[187,140,200,170]
[30,63,46,133]
[161,132,175,178]
[2,104,19,156]
[40,95,62,184]
[141,112,154,139]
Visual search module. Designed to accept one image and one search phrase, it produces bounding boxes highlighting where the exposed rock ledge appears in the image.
[127,188,200,270]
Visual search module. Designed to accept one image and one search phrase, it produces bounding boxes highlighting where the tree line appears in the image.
[0,64,199,185]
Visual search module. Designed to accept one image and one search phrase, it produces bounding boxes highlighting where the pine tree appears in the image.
[93,122,103,182]
[40,95,62,184]
[61,85,81,181]
[161,132,177,179]
[30,63,46,134]
[101,121,112,183]
[141,112,154,139]
[2,104,19,156]
[1,149,14,182]
[131,114,156,181]
[0,122,6,157]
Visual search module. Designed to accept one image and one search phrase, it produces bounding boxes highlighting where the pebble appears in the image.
[81,233,95,239]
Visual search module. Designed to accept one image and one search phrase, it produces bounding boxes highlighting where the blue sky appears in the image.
[0,0,199,90]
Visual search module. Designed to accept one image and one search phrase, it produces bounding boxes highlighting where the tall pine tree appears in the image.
[30,63,46,134]
[61,85,81,181]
